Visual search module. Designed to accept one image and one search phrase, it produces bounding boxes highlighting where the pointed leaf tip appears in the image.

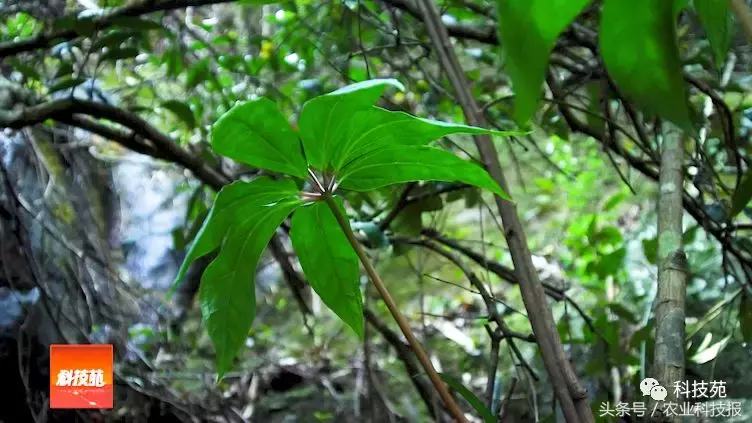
[291,200,364,338]
[600,0,693,132]
[298,79,405,170]
[212,97,307,178]
[338,145,510,201]
[200,197,301,377]
[497,0,592,125]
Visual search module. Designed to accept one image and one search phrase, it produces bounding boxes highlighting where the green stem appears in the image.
[323,195,468,423]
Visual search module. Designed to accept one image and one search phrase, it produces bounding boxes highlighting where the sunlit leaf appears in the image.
[290,199,363,337]
[298,79,404,170]
[328,105,527,170]
[603,192,626,211]
[338,146,509,199]
[212,98,308,178]
[600,0,694,131]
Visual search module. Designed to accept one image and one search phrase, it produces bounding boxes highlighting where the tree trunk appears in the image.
[412,1,593,421]
[650,131,688,421]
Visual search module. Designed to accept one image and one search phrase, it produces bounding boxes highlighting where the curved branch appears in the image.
[1,97,228,190]
[0,0,235,58]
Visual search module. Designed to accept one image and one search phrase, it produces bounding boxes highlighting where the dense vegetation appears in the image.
[1,1,751,422]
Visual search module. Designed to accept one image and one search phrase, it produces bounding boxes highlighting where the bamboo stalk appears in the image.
[651,131,688,422]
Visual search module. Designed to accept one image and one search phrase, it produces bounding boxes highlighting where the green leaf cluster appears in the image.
[496,0,736,131]
[172,79,522,377]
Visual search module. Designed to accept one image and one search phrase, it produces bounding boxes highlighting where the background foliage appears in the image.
[1,0,751,422]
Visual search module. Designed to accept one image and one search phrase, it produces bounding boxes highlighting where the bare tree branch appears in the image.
[1,97,228,189]
[0,0,236,58]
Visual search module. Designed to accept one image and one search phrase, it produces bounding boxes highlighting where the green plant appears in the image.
[171,78,522,420]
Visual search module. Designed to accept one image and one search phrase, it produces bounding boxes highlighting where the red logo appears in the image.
[49,344,114,409]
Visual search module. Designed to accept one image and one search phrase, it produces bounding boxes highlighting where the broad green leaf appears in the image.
[694,0,734,66]
[212,98,307,178]
[338,146,509,199]
[439,374,495,423]
[330,106,528,170]
[200,197,301,378]
[161,100,197,129]
[496,0,592,126]
[290,199,363,337]
[740,292,752,343]
[600,0,693,132]
[170,177,300,295]
[592,226,623,248]
[731,170,752,217]
[298,79,404,170]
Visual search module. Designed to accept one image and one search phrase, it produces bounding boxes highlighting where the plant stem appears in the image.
[323,195,468,423]
[650,131,688,422]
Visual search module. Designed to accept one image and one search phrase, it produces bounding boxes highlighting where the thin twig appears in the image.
[498,377,518,423]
